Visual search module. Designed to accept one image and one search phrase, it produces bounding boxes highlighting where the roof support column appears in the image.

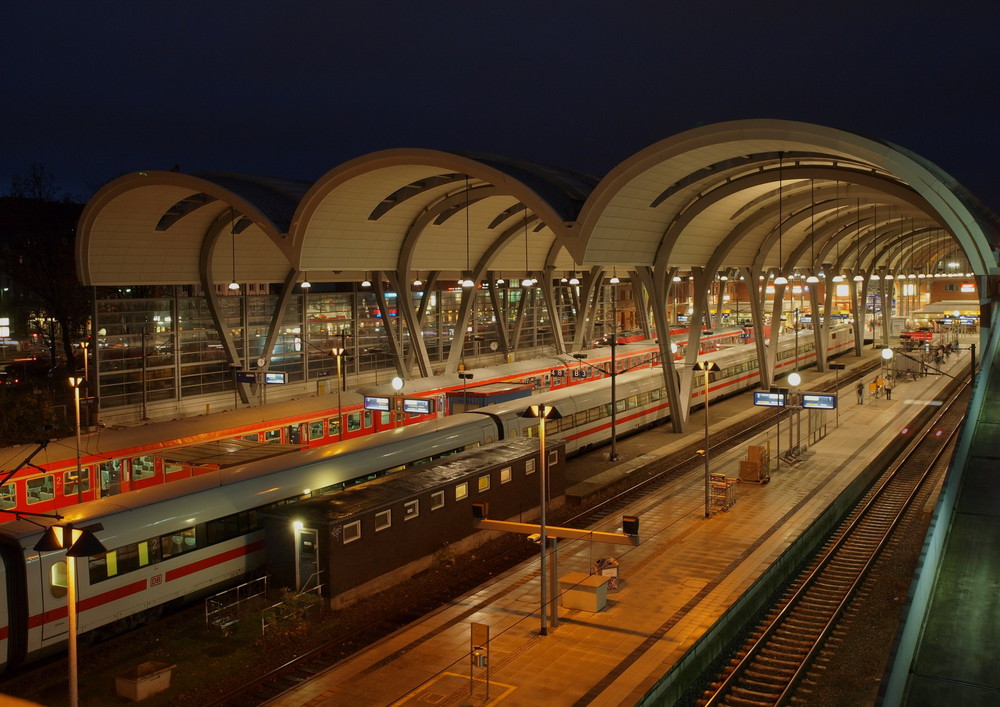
[394,270,432,377]
[846,270,870,355]
[374,271,408,378]
[540,266,566,354]
[259,268,299,376]
[486,273,512,361]
[809,280,827,372]
[571,267,604,350]
[630,269,653,341]
[740,267,772,390]
[640,265,687,432]
[879,277,893,349]
[764,278,788,384]
[510,285,531,354]
[681,267,713,421]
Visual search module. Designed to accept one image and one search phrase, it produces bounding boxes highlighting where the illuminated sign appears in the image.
[364,396,391,411]
[402,398,432,414]
[264,371,287,384]
[960,283,975,293]
[753,391,786,407]
[801,393,837,410]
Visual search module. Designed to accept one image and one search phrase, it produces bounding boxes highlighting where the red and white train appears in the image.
[0,324,853,671]
[0,328,746,516]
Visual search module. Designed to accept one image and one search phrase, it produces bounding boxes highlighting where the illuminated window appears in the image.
[26,476,54,504]
[308,421,324,440]
[404,500,419,520]
[525,458,536,475]
[131,455,155,480]
[455,482,468,501]
[500,467,512,484]
[49,561,68,599]
[478,475,490,492]
[328,416,341,437]
[264,429,282,444]
[0,483,14,509]
[63,468,91,495]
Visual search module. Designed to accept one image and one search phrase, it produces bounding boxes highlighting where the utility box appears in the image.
[739,444,770,484]
[115,661,175,701]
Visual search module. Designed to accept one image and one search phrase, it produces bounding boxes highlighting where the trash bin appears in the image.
[594,557,620,590]
[115,661,175,701]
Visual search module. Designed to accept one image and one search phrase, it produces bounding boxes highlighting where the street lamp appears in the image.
[34,523,107,707]
[458,372,474,411]
[330,346,345,440]
[520,403,561,635]
[693,361,721,518]
[69,377,84,503]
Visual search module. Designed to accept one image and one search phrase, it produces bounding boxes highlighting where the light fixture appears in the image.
[361,271,371,288]
[569,273,579,285]
[227,207,240,291]
[413,273,423,287]
[672,275,681,282]
[560,275,568,283]
[496,272,505,285]
[521,204,533,287]
[462,176,475,288]
[609,268,620,284]
[301,272,311,289]
[772,153,786,284]
[853,273,865,282]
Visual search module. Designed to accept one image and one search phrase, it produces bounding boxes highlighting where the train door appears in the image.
[287,424,301,445]
[294,527,320,592]
[99,459,122,497]
[38,551,69,641]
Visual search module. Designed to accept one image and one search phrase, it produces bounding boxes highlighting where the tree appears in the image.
[0,166,90,372]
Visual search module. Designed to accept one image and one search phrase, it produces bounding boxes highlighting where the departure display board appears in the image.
[753,391,786,407]
[801,393,836,410]
[364,396,391,411]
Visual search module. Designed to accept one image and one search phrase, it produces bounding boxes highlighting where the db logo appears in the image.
[150,574,162,587]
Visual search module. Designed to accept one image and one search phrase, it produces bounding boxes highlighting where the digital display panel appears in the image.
[801,393,837,410]
[263,371,286,384]
[753,391,785,407]
[402,398,432,414]
[364,396,391,411]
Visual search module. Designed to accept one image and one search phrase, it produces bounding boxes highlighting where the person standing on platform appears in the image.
[857,380,865,405]
[869,378,878,400]
[885,377,893,400]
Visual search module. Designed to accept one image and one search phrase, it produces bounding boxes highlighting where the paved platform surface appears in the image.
[267,347,971,707]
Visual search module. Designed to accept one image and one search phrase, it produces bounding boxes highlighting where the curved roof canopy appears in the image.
[77,120,1000,288]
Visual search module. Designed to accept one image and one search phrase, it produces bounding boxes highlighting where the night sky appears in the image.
[4,3,998,210]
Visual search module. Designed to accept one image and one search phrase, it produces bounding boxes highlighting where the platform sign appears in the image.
[801,393,837,410]
[753,391,786,407]
[264,371,287,384]
[236,370,257,384]
[402,398,432,414]
[364,395,391,411]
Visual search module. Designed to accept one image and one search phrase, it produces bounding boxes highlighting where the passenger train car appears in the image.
[0,328,745,516]
[0,325,851,671]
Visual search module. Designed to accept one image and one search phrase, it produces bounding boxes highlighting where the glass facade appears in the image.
[93,281,580,411]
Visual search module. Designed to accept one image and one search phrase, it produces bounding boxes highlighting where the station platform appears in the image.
[266,346,972,707]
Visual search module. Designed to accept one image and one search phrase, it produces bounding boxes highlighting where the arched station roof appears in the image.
[77,120,1000,290]
[575,119,1000,281]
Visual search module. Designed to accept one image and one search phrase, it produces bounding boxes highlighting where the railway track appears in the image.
[697,378,969,707]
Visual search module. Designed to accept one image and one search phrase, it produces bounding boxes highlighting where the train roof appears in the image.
[265,437,547,523]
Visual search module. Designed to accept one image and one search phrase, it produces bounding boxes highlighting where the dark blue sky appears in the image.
[4,3,998,210]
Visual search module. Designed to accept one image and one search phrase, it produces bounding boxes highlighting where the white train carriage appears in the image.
[0,413,499,672]
[475,325,855,454]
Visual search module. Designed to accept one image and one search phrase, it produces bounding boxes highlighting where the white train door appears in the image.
[294,527,319,592]
[38,551,69,642]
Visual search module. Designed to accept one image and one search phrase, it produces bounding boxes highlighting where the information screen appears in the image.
[753,391,786,407]
[801,393,837,410]
[364,396,391,411]
[263,371,286,384]
[402,398,432,414]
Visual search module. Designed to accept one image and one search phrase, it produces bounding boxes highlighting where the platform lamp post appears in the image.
[787,370,802,456]
[391,376,405,427]
[521,403,561,635]
[458,372,474,412]
[34,523,107,707]
[69,376,84,504]
[693,361,721,518]
[881,345,894,379]
[330,346,345,440]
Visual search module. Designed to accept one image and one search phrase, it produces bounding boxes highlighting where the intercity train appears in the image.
[0,324,852,671]
[0,328,746,516]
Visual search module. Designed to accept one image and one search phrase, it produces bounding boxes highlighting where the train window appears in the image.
[26,476,54,504]
[131,455,156,481]
[164,462,185,475]
[525,458,536,475]
[615,400,626,414]
[0,483,14,509]
[206,514,241,544]
[364,410,373,428]
[264,429,282,444]
[62,468,91,495]
[627,395,639,409]
[403,500,419,520]
[242,433,260,442]
[374,510,391,531]
[347,412,362,432]
[478,475,490,492]
[161,527,197,559]
[500,467,512,484]
[431,491,445,510]
[651,388,661,401]
[342,520,361,544]
[572,411,587,429]
[379,411,391,426]
[308,421,324,440]
[49,562,68,599]
[328,416,342,438]
[455,482,468,500]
